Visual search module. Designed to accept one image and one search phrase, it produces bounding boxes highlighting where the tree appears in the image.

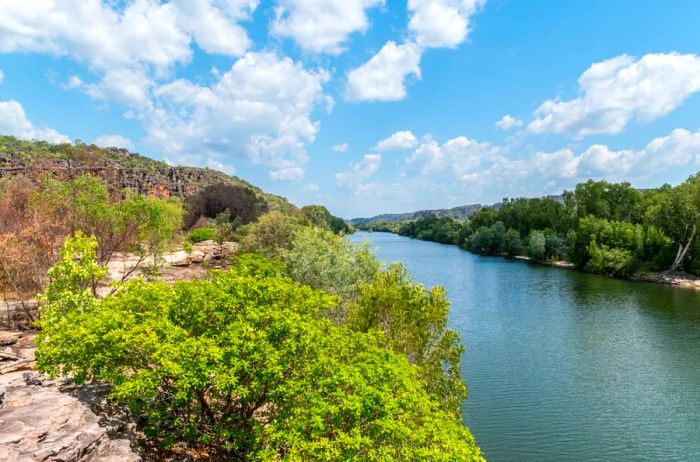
[301,205,350,234]
[502,228,523,256]
[37,252,484,461]
[236,211,306,260]
[185,183,267,229]
[527,230,546,260]
[34,174,183,265]
[283,227,379,319]
[350,264,466,416]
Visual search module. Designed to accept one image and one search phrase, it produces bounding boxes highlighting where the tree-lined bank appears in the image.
[358,174,700,281]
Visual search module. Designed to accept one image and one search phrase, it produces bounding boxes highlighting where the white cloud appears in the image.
[272,0,383,54]
[94,134,133,149]
[332,143,349,152]
[346,41,422,102]
[0,0,189,71]
[0,1,256,73]
[63,75,83,89]
[173,0,256,56]
[269,166,304,181]
[302,181,319,192]
[529,53,700,138]
[407,135,497,177]
[0,69,4,84]
[374,130,418,151]
[84,68,153,106]
[335,153,381,191]
[145,52,329,179]
[0,100,69,143]
[495,114,523,130]
[408,0,484,49]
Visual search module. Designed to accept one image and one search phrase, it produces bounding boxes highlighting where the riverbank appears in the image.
[370,231,700,292]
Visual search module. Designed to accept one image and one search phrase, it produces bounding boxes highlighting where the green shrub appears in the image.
[350,264,465,416]
[527,230,546,260]
[584,241,638,277]
[37,250,483,461]
[186,227,217,243]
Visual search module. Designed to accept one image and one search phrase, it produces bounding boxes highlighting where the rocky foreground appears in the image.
[0,241,238,461]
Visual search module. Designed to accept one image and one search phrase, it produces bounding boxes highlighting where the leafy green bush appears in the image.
[236,211,306,260]
[502,228,523,256]
[37,249,483,461]
[526,230,546,260]
[584,241,638,277]
[350,264,466,416]
[186,227,217,243]
[284,226,379,303]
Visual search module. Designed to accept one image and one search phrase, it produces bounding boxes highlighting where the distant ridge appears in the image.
[350,194,565,225]
[350,203,484,225]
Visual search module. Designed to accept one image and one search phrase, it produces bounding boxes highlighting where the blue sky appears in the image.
[1,0,700,218]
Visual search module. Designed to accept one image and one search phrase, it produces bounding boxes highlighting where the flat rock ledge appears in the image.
[0,370,140,462]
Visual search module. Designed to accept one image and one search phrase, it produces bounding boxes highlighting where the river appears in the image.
[348,232,700,462]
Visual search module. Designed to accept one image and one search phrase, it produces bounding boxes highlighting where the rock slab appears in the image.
[0,371,139,461]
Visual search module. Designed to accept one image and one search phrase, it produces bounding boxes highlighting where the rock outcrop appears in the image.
[0,331,140,461]
[0,371,139,461]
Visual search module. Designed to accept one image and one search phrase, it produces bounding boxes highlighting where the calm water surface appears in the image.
[349,232,700,462]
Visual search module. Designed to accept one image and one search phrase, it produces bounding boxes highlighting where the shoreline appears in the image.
[358,231,700,292]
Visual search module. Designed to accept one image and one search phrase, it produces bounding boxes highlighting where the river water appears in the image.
[348,232,700,462]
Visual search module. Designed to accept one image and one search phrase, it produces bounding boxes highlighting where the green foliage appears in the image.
[301,205,350,234]
[38,233,107,320]
[502,228,523,256]
[36,251,483,461]
[33,174,183,263]
[584,242,637,277]
[527,230,547,260]
[376,172,700,276]
[284,226,379,305]
[350,264,466,416]
[236,211,307,260]
[468,222,505,255]
[399,217,464,244]
[186,227,217,243]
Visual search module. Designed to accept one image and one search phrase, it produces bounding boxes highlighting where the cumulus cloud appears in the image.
[332,143,349,152]
[346,41,422,102]
[144,52,329,179]
[84,68,153,106]
[406,135,497,177]
[374,130,418,151]
[173,0,257,56]
[335,153,381,191]
[272,0,383,54]
[345,1,483,102]
[408,0,484,49]
[495,114,523,130]
[0,100,70,143]
[0,0,255,72]
[529,53,700,138]
[94,134,133,149]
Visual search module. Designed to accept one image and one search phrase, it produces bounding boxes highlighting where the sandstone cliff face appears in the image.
[0,137,294,212]
[1,153,244,199]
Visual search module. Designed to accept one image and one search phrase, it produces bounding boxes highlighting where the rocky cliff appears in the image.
[0,135,294,212]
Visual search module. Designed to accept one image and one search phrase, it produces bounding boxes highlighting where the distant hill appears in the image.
[351,203,484,225]
[0,135,295,213]
[351,195,565,225]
